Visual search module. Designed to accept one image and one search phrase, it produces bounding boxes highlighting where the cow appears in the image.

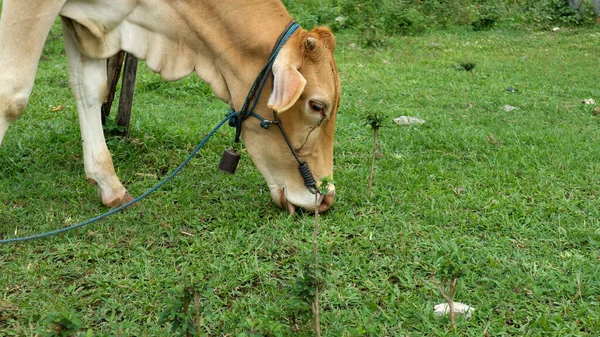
[0,0,340,214]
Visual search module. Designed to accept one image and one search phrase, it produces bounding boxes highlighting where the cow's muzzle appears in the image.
[273,186,335,215]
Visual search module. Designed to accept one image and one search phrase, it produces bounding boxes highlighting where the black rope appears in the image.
[233,21,300,143]
[271,111,317,192]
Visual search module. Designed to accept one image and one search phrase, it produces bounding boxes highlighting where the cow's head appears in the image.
[241,27,340,214]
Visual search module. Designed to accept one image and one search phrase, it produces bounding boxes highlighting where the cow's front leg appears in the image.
[61,19,133,207]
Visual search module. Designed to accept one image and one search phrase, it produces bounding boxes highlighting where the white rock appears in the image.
[552,27,560,32]
[394,116,425,126]
[582,98,596,105]
[434,302,475,319]
[503,105,518,112]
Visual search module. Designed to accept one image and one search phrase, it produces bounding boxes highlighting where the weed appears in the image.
[39,309,83,337]
[103,118,127,136]
[364,111,386,197]
[454,62,477,72]
[308,177,334,337]
[159,283,211,337]
[432,243,469,332]
[286,250,327,334]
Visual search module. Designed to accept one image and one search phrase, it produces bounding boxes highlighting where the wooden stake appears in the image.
[313,192,321,337]
[434,277,459,332]
[116,53,138,137]
[101,51,125,125]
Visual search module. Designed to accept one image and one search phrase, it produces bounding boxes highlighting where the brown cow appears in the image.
[0,0,340,214]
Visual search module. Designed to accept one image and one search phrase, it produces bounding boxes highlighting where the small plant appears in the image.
[365,112,387,197]
[432,246,468,332]
[471,5,499,31]
[103,118,127,136]
[315,177,332,335]
[350,314,378,337]
[471,15,497,31]
[40,309,83,337]
[287,177,331,337]
[159,283,211,337]
[454,62,476,72]
[287,250,327,336]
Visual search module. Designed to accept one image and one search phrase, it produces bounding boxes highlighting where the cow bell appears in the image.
[218,148,240,174]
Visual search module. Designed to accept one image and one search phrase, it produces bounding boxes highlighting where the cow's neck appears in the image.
[171,1,294,110]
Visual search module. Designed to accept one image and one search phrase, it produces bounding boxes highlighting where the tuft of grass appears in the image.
[40,309,83,337]
[455,62,477,72]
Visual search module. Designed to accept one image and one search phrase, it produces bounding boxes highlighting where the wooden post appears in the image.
[101,51,125,125]
[115,53,138,137]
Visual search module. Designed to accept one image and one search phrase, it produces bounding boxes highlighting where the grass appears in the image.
[2,17,600,337]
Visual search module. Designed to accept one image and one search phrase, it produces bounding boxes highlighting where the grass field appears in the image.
[2,17,600,337]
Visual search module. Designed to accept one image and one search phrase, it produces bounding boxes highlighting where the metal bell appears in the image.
[218,148,240,174]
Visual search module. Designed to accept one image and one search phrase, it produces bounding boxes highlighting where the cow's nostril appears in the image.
[319,191,335,212]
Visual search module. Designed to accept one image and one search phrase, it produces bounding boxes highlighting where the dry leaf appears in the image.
[488,134,502,147]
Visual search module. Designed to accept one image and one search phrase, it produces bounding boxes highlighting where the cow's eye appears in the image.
[309,100,327,115]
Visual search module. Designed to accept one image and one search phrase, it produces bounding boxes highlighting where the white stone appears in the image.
[394,116,425,126]
[503,105,518,112]
[582,98,596,105]
[434,302,475,319]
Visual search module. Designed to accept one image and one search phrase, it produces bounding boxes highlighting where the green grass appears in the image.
[2,19,600,336]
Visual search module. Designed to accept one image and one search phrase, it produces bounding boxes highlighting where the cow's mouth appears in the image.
[270,185,335,215]
[279,186,333,215]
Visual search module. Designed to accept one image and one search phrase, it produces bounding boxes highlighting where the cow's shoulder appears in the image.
[60,0,202,80]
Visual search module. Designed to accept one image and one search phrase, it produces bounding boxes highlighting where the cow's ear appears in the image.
[268,52,306,113]
[312,27,336,51]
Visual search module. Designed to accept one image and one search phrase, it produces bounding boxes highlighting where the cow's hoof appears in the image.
[104,191,135,208]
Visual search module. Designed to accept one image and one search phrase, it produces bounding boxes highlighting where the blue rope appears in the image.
[0,112,237,244]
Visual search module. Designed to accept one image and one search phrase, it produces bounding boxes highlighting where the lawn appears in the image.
[1,15,600,337]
